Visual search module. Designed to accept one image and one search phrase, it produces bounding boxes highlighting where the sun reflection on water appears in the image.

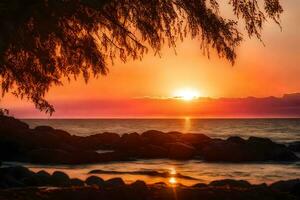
[183,117,191,133]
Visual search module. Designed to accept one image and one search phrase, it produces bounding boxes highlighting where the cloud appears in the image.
[8,93,300,118]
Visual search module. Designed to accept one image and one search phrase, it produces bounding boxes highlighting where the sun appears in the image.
[174,88,201,101]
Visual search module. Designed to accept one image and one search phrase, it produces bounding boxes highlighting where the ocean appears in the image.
[12,118,300,185]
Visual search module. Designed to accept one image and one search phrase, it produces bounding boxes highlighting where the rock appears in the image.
[81,132,120,149]
[202,137,298,162]
[27,148,72,164]
[105,178,125,187]
[0,174,24,188]
[8,166,34,180]
[116,133,145,152]
[51,171,70,186]
[22,175,43,186]
[129,180,149,198]
[70,178,85,186]
[288,141,300,152]
[34,126,55,132]
[270,179,300,195]
[139,144,168,158]
[167,142,196,159]
[141,130,177,145]
[0,166,33,188]
[192,183,208,188]
[227,136,246,144]
[179,133,211,145]
[209,179,251,188]
[247,137,298,161]
[0,116,29,133]
[85,176,104,186]
[32,170,52,185]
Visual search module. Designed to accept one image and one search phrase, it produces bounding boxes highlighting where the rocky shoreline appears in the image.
[1,116,300,199]
[0,166,299,200]
[1,116,300,164]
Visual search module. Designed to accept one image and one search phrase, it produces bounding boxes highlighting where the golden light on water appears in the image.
[183,117,191,133]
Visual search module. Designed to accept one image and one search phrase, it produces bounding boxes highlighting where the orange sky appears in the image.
[1,1,300,118]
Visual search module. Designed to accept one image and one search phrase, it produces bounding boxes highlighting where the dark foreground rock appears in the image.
[0,116,298,164]
[0,166,299,200]
[288,141,300,152]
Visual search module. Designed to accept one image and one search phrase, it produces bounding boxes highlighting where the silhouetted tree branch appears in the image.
[0,0,283,114]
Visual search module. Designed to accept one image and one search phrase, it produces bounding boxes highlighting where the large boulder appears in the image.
[209,179,251,188]
[116,133,145,152]
[167,142,196,159]
[141,130,177,146]
[139,144,168,158]
[288,141,300,152]
[6,166,34,180]
[85,176,104,186]
[51,171,71,186]
[247,137,298,161]
[105,177,125,187]
[70,178,85,186]
[27,148,72,164]
[128,180,149,198]
[179,133,211,146]
[201,137,298,162]
[34,126,55,132]
[0,116,29,133]
[270,179,300,194]
[81,132,120,150]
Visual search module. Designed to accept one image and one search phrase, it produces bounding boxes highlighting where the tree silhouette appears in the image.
[0,0,283,114]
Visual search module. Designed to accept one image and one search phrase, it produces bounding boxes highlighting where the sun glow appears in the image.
[169,177,177,184]
[174,88,200,101]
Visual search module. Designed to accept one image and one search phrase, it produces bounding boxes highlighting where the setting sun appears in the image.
[174,88,201,101]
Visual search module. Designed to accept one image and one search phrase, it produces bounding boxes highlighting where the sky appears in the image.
[1,0,300,118]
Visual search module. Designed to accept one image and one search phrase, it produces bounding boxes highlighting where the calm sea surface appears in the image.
[15,118,300,185]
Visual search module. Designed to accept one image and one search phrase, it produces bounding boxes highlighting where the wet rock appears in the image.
[167,142,196,159]
[85,176,104,186]
[0,116,29,133]
[288,141,300,152]
[0,174,24,188]
[31,170,52,186]
[128,180,149,198]
[8,166,34,180]
[210,179,251,188]
[22,175,43,186]
[116,132,145,152]
[179,133,210,145]
[70,178,85,186]
[141,130,177,145]
[139,144,168,158]
[81,132,120,149]
[51,171,70,186]
[192,183,208,188]
[227,136,246,144]
[270,179,300,196]
[202,137,298,162]
[105,177,125,187]
[34,126,55,132]
[27,148,72,164]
